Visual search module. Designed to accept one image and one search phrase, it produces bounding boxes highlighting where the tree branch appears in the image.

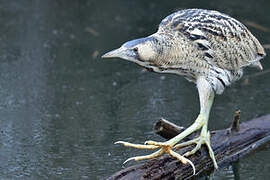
[106,114,270,180]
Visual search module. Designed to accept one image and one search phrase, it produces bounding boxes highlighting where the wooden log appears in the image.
[154,110,241,140]
[154,118,186,140]
[106,114,270,180]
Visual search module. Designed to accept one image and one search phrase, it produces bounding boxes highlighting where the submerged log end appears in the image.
[153,118,185,139]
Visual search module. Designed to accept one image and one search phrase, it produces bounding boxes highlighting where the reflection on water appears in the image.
[0,0,269,179]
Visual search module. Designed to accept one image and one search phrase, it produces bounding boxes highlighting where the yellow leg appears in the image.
[174,124,218,169]
[123,149,164,164]
[115,77,218,174]
[115,114,206,175]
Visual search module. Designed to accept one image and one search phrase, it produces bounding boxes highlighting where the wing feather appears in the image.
[158,9,266,70]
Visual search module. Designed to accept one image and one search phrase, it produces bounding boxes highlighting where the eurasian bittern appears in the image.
[102,9,266,173]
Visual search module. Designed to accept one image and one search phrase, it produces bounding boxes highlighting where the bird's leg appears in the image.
[115,77,217,173]
[175,77,218,169]
[115,116,203,173]
[174,121,218,169]
[182,123,218,169]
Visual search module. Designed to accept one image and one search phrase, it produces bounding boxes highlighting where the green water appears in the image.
[0,0,269,179]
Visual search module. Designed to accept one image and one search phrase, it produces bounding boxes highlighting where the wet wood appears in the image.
[154,118,186,140]
[154,110,242,140]
[106,114,270,180]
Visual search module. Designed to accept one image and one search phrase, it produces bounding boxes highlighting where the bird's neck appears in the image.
[150,33,189,67]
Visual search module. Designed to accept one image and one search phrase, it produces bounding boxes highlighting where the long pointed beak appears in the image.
[102,47,124,59]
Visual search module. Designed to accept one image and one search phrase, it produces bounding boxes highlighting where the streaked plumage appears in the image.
[150,9,266,94]
[116,9,264,95]
[102,9,266,171]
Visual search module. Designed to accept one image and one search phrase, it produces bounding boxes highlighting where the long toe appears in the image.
[169,149,196,175]
[123,149,164,164]
[205,131,218,169]
[184,141,202,157]
[180,132,218,169]
[115,141,159,149]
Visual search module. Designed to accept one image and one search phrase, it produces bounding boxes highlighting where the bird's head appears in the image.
[102,36,161,66]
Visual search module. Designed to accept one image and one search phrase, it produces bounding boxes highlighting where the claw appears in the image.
[186,158,196,175]
[123,157,136,164]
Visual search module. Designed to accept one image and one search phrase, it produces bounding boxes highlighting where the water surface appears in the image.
[0,0,269,179]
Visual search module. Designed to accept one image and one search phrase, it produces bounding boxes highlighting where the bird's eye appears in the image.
[133,47,138,52]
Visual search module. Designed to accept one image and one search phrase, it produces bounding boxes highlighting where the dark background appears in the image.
[0,0,269,179]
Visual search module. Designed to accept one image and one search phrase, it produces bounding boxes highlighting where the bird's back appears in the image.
[158,9,266,71]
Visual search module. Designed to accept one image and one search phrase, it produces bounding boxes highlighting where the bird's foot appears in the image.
[174,129,218,169]
[115,140,196,174]
[115,115,208,175]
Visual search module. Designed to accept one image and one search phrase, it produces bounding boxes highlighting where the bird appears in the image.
[102,8,266,173]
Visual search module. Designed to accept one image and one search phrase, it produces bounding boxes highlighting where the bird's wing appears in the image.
[158,9,266,70]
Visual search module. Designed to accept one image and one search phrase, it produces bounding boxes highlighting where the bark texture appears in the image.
[106,114,270,180]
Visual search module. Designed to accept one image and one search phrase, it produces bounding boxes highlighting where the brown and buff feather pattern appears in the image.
[149,9,266,94]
